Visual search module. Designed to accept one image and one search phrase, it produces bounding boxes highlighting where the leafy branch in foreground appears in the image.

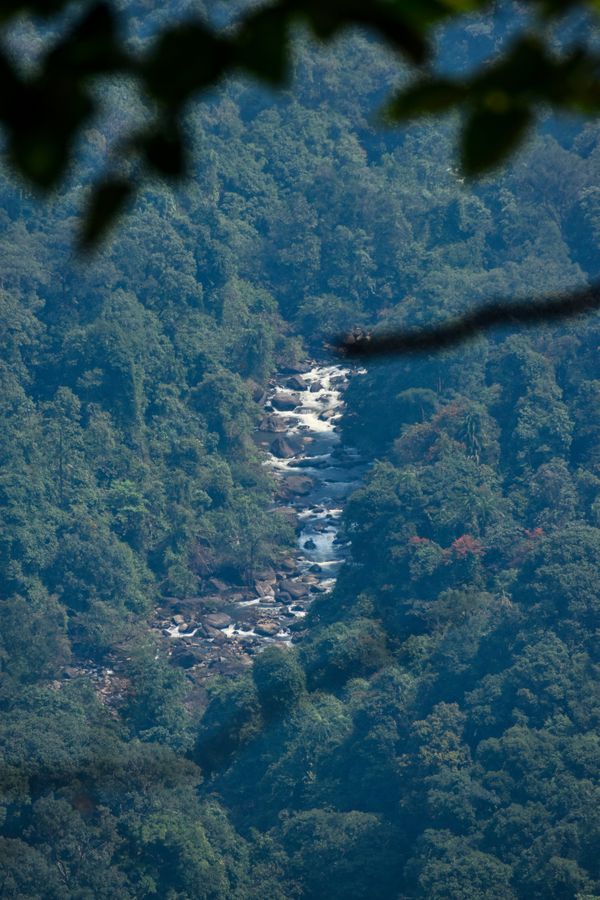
[2,1,600,246]
[336,283,600,358]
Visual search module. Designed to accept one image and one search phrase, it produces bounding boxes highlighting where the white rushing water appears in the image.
[161,362,367,652]
[260,362,367,601]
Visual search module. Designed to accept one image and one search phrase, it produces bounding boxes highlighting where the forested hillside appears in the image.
[1,3,600,898]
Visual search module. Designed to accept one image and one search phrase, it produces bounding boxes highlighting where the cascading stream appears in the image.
[154,360,367,677]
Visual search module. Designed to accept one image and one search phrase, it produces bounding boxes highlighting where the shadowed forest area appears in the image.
[1,2,600,898]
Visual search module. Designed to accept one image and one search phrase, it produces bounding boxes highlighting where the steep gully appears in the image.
[155,362,368,678]
[61,362,367,700]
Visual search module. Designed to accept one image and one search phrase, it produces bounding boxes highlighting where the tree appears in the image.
[1,0,600,251]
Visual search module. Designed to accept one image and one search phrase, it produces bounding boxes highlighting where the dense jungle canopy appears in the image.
[0,2,600,899]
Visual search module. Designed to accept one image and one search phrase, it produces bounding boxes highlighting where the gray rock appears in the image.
[204,626,228,643]
[254,579,274,597]
[319,408,338,421]
[259,414,289,433]
[282,475,314,497]
[171,647,203,669]
[271,393,298,411]
[205,612,232,629]
[255,621,281,637]
[279,579,310,600]
[271,437,296,459]
[287,375,307,391]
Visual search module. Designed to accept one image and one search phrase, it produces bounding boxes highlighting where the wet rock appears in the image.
[171,646,204,669]
[291,457,329,469]
[279,579,310,600]
[204,625,228,643]
[309,564,322,573]
[319,408,338,421]
[205,612,232,629]
[239,635,259,648]
[303,538,317,550]
[281,475,314,497]
[272,393,298,411]
[254,579,274,597]
[276,591,292,604]
[287,375,307,391]
[279,362,307,375]
[309,381,323,393]
[259,414,289,433]
[271,436,296,459]
[255,620,282,637]
[249,381,267,403]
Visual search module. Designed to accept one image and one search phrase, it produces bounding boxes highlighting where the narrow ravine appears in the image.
[152,361,367,679]
[258,362,367,600]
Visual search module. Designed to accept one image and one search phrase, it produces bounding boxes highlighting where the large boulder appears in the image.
[279,362,307,375]
[279,579,310,600]
[259,414,289,433]
[271,393,298,411]
[204,612,232,629]
[255,620,281,637]
[248,380,267,403]
[271,437,296,459]
[281,475,314,497]
[287,375,307,391]
[319,408,338,422]
[171,646,204,668]
[204,625,228,643]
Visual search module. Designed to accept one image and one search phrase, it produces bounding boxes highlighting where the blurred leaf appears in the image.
[235,7,290,84]
[0,0,71,21]
[385,78,467,119]
[137,124,186,178]
[45,1,126,77]
[9,84,93,188]
[0,50,23,121]
[143,23,230,106]
[461,105,532,174]
[79,178,132,251]
[301,1,428,64]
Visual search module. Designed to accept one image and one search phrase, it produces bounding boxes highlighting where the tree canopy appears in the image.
[2,0,600,248]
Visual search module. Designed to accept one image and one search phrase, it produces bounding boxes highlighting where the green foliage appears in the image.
[2,2,600,243]
[1,9,600,899]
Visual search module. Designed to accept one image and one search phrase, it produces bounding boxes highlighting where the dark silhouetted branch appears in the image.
[336,283,600,359]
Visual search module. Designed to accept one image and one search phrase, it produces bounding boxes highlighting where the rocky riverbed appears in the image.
[152,361,367,680]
